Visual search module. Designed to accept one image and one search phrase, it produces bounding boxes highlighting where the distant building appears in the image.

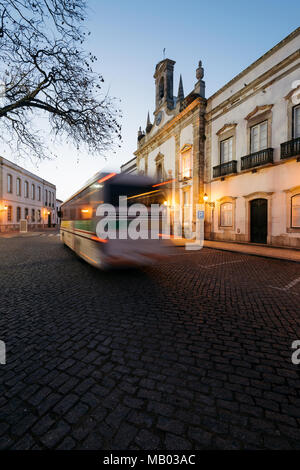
[120,157,137,174]
[0,157,56,232]
[55,198,63,226]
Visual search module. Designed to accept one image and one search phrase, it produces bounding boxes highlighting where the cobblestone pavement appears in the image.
[0,234,300,450]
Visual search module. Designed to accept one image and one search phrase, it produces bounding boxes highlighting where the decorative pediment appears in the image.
[155,152,164,162]
[284,84,300,101]
[216,123,237,136]
[245,105,273,121]
[243,191,274,200]
[216,196,237,203]
[180,144,192,153]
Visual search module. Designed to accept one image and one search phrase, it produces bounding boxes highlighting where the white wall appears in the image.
[0,159,56,226]
[207,33,300,246]
[147,136,176,178]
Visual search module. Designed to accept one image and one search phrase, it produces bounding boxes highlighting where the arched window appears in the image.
[291,194,300,228]
[17,207,21,222]
[159,77,164,99]
[25,208,29,219]
[45,189,48,205]
[25,181,29,198]
[31,184,35,200]
[38,186,41,201]
[220,202,233,227]
[31,209,35,222]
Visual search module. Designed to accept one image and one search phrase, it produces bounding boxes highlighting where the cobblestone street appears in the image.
[1,234,300,450]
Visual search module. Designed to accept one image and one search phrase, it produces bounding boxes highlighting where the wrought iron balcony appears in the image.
[213,160,237,178]
[281,137,300,160]
[241,148,273,170]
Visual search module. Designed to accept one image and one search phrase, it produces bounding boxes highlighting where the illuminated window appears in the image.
[7,174,12,193]
[250,121,267,153]
[17,178,21,196]
[220,138,233,164]
[183,190,190,206]
[181,147,192,179]
[294,105,300,139]
[7,205,12,222]
[291,194,300,228]
[220,203,233,227]
[25,208,29,219]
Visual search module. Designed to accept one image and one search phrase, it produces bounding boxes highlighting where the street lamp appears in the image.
[203,193,215,208]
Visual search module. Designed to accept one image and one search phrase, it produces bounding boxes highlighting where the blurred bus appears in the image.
[60,172,173,268]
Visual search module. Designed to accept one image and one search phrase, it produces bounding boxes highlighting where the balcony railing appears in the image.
[179,168,192,181]
[241,148,273,170]
[213,160,237,178]
[281,137,300,160]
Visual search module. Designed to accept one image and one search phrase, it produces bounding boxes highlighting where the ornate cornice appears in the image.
[243,191,274,199]
[180,144,192,153]
[245,104,273,121]
[134,98,204,156]
[216,123,237,135]
[208,27,300,102]
[206,50,300,121]
[284,84,300,100]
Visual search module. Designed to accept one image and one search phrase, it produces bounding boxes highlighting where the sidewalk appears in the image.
[204,240,300,263]
[173,238,300,262]
[0,228,58,239]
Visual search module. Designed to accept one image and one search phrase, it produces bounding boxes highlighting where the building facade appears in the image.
[55,198,63,226]
[123,27,300,247]
[0,157,56,232]
[133,58,206,238]
[205,27,300,247]
[120,157,137,174]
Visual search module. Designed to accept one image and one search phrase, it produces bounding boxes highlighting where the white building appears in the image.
[55,198,63,226]
[124,27,300,247]
[205,27,300,247]
[133,58,206,238]
[120,157,137,174]
[0,157,56,232]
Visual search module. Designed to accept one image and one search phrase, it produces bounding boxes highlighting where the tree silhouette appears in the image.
[0,0,121,161]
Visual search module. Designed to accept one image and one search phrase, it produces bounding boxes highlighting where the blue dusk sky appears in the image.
[4,0,300,200]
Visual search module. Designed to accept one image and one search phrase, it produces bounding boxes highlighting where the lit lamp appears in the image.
[203,193,215,208]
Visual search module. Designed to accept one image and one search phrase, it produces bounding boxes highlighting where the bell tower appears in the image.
[154,59,175,113]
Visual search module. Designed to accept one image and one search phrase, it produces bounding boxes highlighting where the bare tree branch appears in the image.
[0,0,121,161]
